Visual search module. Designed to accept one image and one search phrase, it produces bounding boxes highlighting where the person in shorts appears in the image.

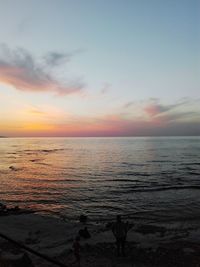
[112,215,128,256]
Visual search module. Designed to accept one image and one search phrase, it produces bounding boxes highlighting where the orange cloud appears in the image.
[28,108,46,115]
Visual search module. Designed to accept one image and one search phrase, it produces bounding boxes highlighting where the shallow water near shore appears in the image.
[0,137,200,223]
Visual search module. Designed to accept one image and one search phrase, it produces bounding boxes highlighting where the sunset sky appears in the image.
[0,0,199,137]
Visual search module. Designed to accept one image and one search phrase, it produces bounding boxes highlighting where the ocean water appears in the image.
[0,137,200,223]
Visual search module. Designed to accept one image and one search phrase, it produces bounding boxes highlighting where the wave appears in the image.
[119,171,150,176]
[88,204,122,212]
[9,166,23,171]
[184,162,200,166]
[188,172,200,175]
[109,185,200,195]
[19,148,66,154]
[120,162,147,167]
[106,178,141,183]
[147,160,173,163]
[181,166,195,171]
[127,185,200,193]
[15,177,83,183]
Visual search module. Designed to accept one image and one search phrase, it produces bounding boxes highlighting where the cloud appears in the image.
[92,109,200,136]
[43,48,84,67]
[28,108,46,115]
[0,44,84,95]
[42,114,200,137]
[123,101,135,108]
[144,103,163,117]
[1,104,200,137]
[43,52,71,67]
[143,99,199,120]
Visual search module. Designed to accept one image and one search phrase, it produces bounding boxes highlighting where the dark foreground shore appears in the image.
[0,212,200,267]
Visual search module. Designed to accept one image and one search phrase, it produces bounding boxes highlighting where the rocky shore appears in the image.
[0,212,200,266]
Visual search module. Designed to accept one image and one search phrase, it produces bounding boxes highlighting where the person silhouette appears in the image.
[73,235,81,267]
[112,215,128,256]
[79,227,91,239]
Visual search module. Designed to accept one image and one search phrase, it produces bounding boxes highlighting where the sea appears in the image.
[0,137,200,224]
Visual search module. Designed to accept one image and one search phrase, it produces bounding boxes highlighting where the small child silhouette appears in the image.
[73,235,81,266]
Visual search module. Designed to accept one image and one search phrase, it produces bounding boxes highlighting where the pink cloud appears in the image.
[144,104,163,117]
[0,45,84,95]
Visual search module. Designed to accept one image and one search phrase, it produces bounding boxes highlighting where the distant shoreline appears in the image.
[0,135,200,138]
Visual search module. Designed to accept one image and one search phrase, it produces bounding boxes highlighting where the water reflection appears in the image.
[0,137,200,222]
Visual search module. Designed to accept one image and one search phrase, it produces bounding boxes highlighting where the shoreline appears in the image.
[0,212,200,266]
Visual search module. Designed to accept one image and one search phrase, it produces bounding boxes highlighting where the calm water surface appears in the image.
[0,137,200,223]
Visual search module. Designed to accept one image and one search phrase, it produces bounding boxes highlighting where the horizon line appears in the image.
[1,135,200,138]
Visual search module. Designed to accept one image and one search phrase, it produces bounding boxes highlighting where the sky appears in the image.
[0,0,199,137]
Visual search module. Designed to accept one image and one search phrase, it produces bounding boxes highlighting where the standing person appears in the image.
[112,215,127,256]
[73,235,81,267]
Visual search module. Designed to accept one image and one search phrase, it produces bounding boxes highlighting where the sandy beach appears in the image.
[0,212,200,267]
